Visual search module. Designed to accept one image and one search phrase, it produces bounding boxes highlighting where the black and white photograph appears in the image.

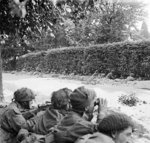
[0,0,150,143]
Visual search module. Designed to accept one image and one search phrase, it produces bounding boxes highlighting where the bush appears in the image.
[16,51,47,72]
[42,47,85,74]
[11,40,150,79]
[118,93,139,106]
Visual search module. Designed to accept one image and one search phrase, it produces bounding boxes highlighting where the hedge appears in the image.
[14,40,150,79]
[15,51,47,72]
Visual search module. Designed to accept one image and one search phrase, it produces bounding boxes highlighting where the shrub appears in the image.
[8,40,150,79]
[16,51,47,72]
[118,93,139,106]
[42,47,85,74]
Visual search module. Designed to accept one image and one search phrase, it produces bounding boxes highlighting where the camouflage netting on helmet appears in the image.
[13,87,36,102]
[70,86,96,112]
[51,88,72,109]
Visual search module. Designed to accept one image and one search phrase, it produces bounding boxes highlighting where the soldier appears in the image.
[29,87,72,135]
[18,86,107,143]
[76,112,135,143]
[16,87,72,143]
[0,87,38,143]
[53,86,108,143]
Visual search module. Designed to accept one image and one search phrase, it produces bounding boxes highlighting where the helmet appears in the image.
[14,87,36,102]
[51,88,72,109]
[70,86,96,112]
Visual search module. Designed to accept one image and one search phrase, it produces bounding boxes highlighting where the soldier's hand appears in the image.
[17,129,29,142]
[97,98,108,123]
[98,98,108,113]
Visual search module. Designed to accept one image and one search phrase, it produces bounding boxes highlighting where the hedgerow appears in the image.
[14,40,150,79]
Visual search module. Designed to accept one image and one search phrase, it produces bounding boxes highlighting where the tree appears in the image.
[58,0,147,45]
[140,21,149,39]
[0,0,63,101]
[0,0,148,101]
[0,38,5,101]
[88,0,147,44]
[94,0,128,43]
[29,0,96,48]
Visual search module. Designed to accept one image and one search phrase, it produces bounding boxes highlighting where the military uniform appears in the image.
[24,86,110,143]
[17,88,72,143]
[17,111,96,143]
[29,87,72,135]
[30,108,67,135]
[0,102,36,143]
[49,86,97,143]
[53,111,97,143]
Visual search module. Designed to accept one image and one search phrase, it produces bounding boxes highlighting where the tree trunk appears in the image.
[0,45,4,102]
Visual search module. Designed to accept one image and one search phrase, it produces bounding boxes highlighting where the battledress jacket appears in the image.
[0,102,36,143]
[30,108,68,135]
[19,111,98,143]
[53,111,97,143]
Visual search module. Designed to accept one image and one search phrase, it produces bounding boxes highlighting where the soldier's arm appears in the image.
[10,109,37,132]
[22,108,40,120]
[55,120,97,143]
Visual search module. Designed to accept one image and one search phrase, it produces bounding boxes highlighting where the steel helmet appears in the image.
[14,87,36,102]
[51,88,72,108]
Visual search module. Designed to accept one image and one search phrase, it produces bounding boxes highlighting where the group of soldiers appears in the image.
[0,86,135,143]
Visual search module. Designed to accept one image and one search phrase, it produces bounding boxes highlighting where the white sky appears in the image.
[144,1,150,32]
[121,0,150,32]
[105,0,150,31]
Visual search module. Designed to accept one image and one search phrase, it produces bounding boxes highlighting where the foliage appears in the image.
[0,0,64,56]
[2,35,35,59]
[12,40,150,79]
[140,56,150,79]
[0,0,59,36]
[0,0,65,68]
[15,51,47,71]
[0,0,98,56]
[118,93,139,107]
[140,21,150,39]
[0,0,148,63]
[0,0,148,49]
[56,0,95,24]
[94,0,146,43]
[94,0,128,43]
[60,0,147,46]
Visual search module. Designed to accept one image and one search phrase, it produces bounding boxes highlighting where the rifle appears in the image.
[22,101,53,120]
[21,108,40,120]
[37,101,53,111]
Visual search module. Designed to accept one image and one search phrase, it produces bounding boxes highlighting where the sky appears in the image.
[145,2,150,32]
[139,0,150,31]
[103,0,150,31]
[123,0,150,32]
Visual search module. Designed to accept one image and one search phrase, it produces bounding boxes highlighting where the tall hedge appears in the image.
[15,40,150,79]
[16,51,47,71]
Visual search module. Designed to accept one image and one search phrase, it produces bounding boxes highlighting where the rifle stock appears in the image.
[22,101,52,119]
[37,102,52,111]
